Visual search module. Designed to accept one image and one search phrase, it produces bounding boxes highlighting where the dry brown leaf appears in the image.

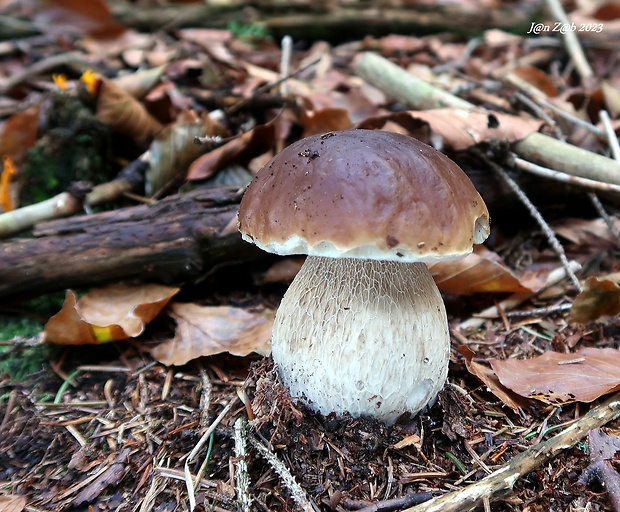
[33,0,126,38]
[0,495,26,512]
[145,109,210,195]
[570,276,620,323]
[553,217,620,250]
[96,76,163,141]
[44,284,179,345]
[151,303,273,366]
[301,107,352,138]
[512,65,558,97]
[429,246,531,295]
[358,108,544,150]
[458,346,528,411]
[112,65,167,100]
[257,257,305,285]
[602,81,620,118]
[490,347,620,404]
[186,123,276,181]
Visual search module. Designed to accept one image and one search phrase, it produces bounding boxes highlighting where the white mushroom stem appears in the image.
[271,256,451,425]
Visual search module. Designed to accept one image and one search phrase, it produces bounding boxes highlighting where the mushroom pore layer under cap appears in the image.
[238,129,490,262]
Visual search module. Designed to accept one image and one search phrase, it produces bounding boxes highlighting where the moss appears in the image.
[21,91,115,205]
[0,344,48,384]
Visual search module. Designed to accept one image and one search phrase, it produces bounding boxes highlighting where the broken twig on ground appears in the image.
[402,392,620,512]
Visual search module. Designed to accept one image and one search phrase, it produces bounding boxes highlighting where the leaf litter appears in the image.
[0,0,620,511]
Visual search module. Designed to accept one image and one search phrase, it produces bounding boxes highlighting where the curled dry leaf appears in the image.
[570,276,620,323]
[186,123,276,181]
[490,347,620,404]
[358,108,544,150]
[44,284,179,345]
[458,346,528,411]
[145,110,211,195]
[511,65,558,97]
[429,246,531,295]
[554,217,620,250]
[151,303,273,366]
[96,76,163,141]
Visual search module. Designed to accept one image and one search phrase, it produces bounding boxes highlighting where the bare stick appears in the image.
[545,0,594,82]
[353,52,473,110]
[234,418,253,512]
[474,148,582,291]
[512,157,620,195]
[354,52,620,184]
[590,110,620,242]
[402,392,620,512]
[457,261,581,332]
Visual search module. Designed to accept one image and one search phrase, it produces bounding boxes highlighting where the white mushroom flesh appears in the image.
[271,255,450,425]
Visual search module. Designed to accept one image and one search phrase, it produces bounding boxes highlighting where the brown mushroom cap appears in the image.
[238,129,490,262]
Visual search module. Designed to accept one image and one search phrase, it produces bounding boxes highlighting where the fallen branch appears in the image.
[353,52,620,186]
[403,391,620,512]
[0,186,264,301]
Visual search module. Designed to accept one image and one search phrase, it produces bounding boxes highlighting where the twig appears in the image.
[504,303,572,318]
[458,261,581,332]
[353,52,473,110]
[249,433,316,512]
[402,391,620,512]
[280,35,293,97]
[590,110,620,242]
[512,157,620,195]
[545,0,594,82]
[234,418,253,512]
[0,51,95,94]
[474,148,582,291]
[353,52,620,184]
[340,492,433,512]
[227,56,321,114]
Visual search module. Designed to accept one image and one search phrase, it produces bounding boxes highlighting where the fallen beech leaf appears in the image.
[512,66,558,97]
[186,123,276,181]
[554,217,620,250]
[602,81,620,118]
[145,110,209,195]
[96,76,163,141]
[34,0,126,38]
[257,257,305,285]
[112,65,167,100]
[490,347,620,404]
[301,107,352,138]
[358,109,543,150]
[0,495,26,512]
[429,246,530,295]
[151,303,273,366]
[45,284,179,345]
[570,276,620,323]
[458,346,528,411]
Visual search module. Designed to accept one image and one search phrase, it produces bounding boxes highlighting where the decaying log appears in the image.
[107,0,540,39]
[0,186,264,301]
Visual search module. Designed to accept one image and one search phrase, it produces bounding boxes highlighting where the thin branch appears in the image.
[249,433,316,512]
[402,392,620,512]
[474,148,582,291]
[234,418,253,512]
[545,0,593,82]
[512,157,620,195]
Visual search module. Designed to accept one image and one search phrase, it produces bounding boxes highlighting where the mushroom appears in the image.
[238,129,489,424]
